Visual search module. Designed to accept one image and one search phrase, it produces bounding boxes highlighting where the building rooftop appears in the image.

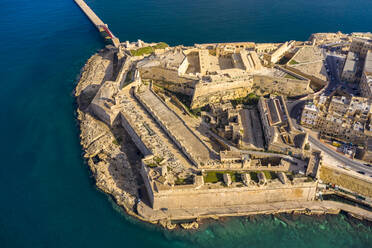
[304,102,318,112]
[331,95,351,105]
[352,37,372,44]
[343,52,358,74]
[364,51,372,74]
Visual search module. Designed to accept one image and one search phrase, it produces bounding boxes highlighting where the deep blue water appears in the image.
[1,0,372,247]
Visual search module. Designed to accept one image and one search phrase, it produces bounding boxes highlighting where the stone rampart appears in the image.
[253,74,311,97]
[119,112,152,156]
[139,66,197,95]
[191,79,253,108]
[151,177,317,210]
[89,81,120,125]
[284,64,327,87]
[115,57,133,88]
[319,164,372,198]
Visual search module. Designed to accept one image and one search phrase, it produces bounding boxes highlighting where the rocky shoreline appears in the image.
[75,48,148,222]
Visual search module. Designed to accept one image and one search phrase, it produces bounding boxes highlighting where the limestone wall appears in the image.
[151,181,317,210]
[90,103,114,125]
[139,66,196,95]
[178,57,189,75]
[90,81,120,125]
[119,112,152,156]
[269,41,293,64]
[191,79,253,108]
[284,65,327,87]
[140,66,196,95]
[134,84,211,166]
[141,161,155,207]
[253,75,311,96]
[320,164,372,198]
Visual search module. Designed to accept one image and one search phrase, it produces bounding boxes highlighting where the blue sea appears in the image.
[1,0,372,247]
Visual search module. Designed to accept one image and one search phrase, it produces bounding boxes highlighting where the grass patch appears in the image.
[130,42,169,56]
[112,137,122,146]
[153,42,169,49]
[175,176,194,185]
[190,107,202,116]
[204,171,242,184]
[204,171,281,184]
[289,59,299,65]
[147,163,158,168]
[262,171,278,180]
[208,49,217,56]
[231,92,260,106]
[153,156,164,164]
[305,177,314,182]
[249,172,259,183]
[146,156,164,168]
[124,69,134,83]
[204,171,223,183]
[130,46,154,56]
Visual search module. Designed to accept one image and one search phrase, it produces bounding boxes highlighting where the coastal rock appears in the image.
[75,49,115,110]
[180,222,199,230]
[159,220,177,230]
[75,49,141,219]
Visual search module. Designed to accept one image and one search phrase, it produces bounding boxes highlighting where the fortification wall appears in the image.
[90,103,114,125]
[119,112,152,156]
[320,164,372,198]
[151,181,317,210]
[134,84,211,166]
[134,90,198,166]
[155,80,195,96]
[191,79,253,108]
[253,75,311,96]
[139,66,196,95]
[89,81,120,125]
[284,65,327,87]
[141,162,155,207]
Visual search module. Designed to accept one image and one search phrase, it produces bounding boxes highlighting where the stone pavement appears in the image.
[137,200,372,222]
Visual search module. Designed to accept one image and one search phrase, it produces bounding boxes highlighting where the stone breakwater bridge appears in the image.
[74,0,120,47]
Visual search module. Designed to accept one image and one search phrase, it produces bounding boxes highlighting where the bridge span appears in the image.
[74,0,120,47]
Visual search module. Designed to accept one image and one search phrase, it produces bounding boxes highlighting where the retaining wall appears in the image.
[320,164,372,198]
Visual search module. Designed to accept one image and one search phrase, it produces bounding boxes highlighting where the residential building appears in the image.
[341,52,358,82]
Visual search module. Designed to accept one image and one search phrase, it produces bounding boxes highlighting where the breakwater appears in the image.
[73,0,120,47]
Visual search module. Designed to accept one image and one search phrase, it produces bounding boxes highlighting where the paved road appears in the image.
[286,98,372,175]
[323,54,341,95]
[286,104,372,176]
[286,100,372,176]
[285,51,372,176]
[307,135,372,175]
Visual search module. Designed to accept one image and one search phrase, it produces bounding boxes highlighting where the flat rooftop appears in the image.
[364,51,372,74]
[344,51,358,73]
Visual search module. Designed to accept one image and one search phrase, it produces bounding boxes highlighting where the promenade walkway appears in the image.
[138,200,372,222]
